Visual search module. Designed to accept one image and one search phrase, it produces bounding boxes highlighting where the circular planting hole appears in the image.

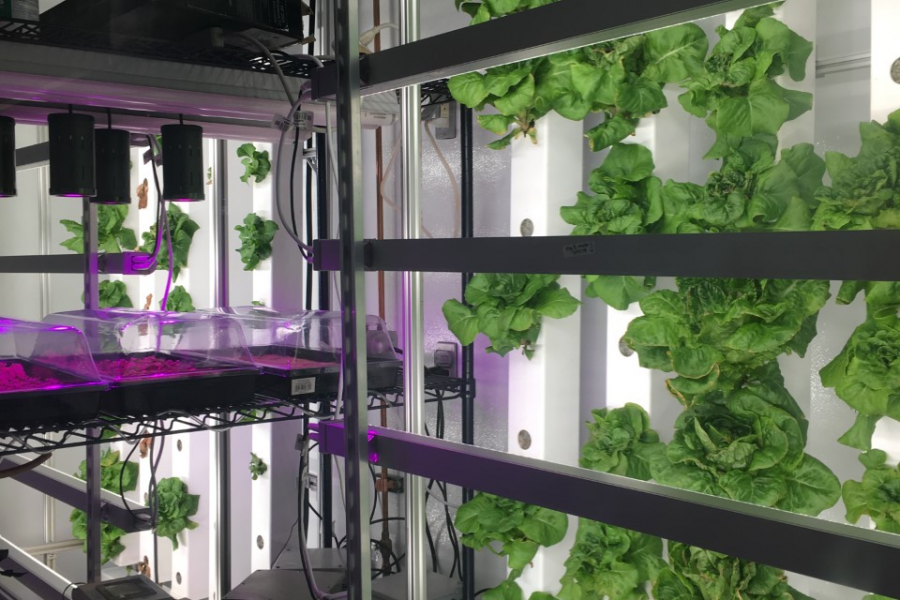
[520,219,534,237]
[518,429,532,450]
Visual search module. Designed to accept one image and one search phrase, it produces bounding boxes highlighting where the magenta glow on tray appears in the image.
[0,362,60,391]
[95,356,199,380]
[254,355,337,370]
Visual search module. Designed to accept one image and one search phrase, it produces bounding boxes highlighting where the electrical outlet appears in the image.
[433,341,459,377]
[422,101,458,139]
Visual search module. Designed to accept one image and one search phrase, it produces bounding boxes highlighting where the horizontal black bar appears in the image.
[315,421,900,598]
[313,231,900,281]
[312,0,763,98]
[15,142,48,169]
[0,252,156,274]
[0,457,151,533]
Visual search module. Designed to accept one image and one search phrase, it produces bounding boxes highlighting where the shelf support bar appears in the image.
[211,138,232,600]
[400,0,427,597]
[81,197,102,583]
[335,0,373,595]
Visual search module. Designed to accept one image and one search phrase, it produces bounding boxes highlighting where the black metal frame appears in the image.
[314,231,900,281]
[312,0,765,98]
[313,0,900,598]
[314,422,900,598]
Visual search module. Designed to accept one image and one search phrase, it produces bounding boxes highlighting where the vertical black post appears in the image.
[334,0,373,595]
[316,131,334,549]
[460,105,476,600]
[316,133,330,311]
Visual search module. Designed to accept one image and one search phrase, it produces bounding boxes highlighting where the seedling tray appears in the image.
[94,352,258,416]
[250,346,401,401]
[0,359,106,427]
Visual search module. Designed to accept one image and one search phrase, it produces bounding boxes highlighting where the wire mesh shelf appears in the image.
[0,18,318,78]
[0,375,474,457]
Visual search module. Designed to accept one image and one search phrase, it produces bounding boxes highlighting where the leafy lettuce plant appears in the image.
[561,404,665,600]
[454,0,555,24]
[250,452,268,481]
[843,449,900,535]
[455,493,568,573]
[70,512,129,566]
[654,542,812,600]
[61,205,138,254]
[649,389,840,516]
[820,313,900,451]
[562,138,824,310]
[71,449,139,564]
[161,285,194,312]
[155,477,200,550]
[559,520,665,600]
[83,280,134,309]
[580,403,663,480]
[678,4,814,156]
[811,109,900,231]
[139,204,199,281]
[624,278,830,404]
[560,143,661,309]
[448,23,707,150]
[661,138,823,234]
[237,143,272,184]
[235,213,279,270]
[442,273,579,359]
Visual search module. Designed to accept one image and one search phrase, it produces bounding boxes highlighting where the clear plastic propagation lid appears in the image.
[200,307,399,376]
[0,317,104,394]
[40,309,256,383]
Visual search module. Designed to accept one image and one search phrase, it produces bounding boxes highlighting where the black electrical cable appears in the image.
[118,436,148,526]
[425,510,439,573]
[290,126,300,238]
[304,145,314,311]
[369,463,379,524]
[474,588,490,598]
[272,519,299,569]
[297,435,319,600]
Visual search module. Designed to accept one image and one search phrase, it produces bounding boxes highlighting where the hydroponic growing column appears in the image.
[507,112,581,596]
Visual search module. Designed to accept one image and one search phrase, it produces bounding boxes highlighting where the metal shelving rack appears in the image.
[316,0,900,599]
[0,12,470,599]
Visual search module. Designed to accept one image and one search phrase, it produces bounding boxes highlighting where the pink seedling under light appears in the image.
[0,362,60,391]
[95,356,198,380]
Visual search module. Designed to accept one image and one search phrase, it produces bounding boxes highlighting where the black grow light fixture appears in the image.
[48,112,96,198]
[94,114,131,205]
[161,121,205,202]
[0,116,16,198]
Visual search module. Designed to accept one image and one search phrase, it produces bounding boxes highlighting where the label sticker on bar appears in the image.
[564,241,595,258]
[291,377,316,396]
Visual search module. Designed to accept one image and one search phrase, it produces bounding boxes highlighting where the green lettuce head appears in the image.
[559,519,665,600]
[843,450,900,535]
[625,278,830,405]
[651,389,839,516]
[580,403,663,481]
[655,543,812,600]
